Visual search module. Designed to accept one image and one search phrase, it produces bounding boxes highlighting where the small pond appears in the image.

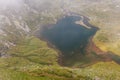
[39,16,99,66]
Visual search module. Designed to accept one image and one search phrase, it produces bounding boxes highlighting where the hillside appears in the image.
[0,0,120,80]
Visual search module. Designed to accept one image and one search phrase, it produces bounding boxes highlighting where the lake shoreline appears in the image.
[36,15,120,68]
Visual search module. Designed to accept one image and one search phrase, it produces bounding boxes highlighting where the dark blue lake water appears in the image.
[40,16,98,66]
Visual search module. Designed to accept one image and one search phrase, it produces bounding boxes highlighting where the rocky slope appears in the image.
[0,0,62,53]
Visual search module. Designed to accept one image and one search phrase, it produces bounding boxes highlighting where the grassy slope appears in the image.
[0,36,119,80]
[0,36,89,80]
[0,0,120,80]
[75,61,120,80]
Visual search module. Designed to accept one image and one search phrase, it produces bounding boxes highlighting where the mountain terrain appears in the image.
[0,0,120,80]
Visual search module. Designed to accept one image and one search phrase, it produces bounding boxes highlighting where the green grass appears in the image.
[0,36,120,80]
[7,36,58,67]
[75,61,120,80]
[0,68,56,80]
